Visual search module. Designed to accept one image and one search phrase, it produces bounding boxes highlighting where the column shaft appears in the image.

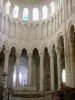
[39,53,44,91]
[63,35,70,86]
[28,54,32,86]
[4,51,10,89]
[69,42,75,87]
[16,53,21,87]
[56,47,62,89]
[50,51,55,90]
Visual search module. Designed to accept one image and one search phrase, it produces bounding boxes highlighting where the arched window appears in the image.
[0,0,3,8]
[33,8,39,20]
[50,1,55,15]
[60,0,62,4]
[23,8,29,21]
[13,5,19,18]
[42,5,48,20]
[6,1,11,14]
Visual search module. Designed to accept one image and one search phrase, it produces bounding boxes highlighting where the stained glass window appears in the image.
[23,8,29,21]
[33,8,39,20]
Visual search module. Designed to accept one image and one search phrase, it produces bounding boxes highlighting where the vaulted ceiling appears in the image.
[9,0,51,5]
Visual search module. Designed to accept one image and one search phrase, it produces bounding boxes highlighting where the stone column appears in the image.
[16,53,21,87]
[63,34,70,86]
[69,41,75,87]
[4,50,10,89]
[28,54,32,86]
[32,59,36,87]
[49,50,55,90]
[39,53,44,91]
[56,47,62,89]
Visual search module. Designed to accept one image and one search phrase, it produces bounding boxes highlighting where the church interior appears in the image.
[0,0,75,100]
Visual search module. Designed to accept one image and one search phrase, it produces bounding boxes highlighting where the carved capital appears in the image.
[16,53,21,58]
[55,46,62,55]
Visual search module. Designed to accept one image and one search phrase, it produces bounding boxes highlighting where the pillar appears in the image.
[49,50,55,90]
[63,34,70,86]
[32,59,36,87]
[4,50,10,89]
[69,41,75,87]
[28,54,32,86]
[39,53,44,91]
[56,46,62,89]
[16,53,21,87]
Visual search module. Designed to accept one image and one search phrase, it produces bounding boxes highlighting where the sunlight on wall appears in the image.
[62,69,66,83]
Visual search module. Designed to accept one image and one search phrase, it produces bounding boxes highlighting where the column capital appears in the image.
[39,53,44,59]
[55,46,62,55]
[39,53,44,56]
[0,47,2,52]
[16,52,21,58]
[4,50,10,55]
[27,54,32,57]
[49,50,54,57]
